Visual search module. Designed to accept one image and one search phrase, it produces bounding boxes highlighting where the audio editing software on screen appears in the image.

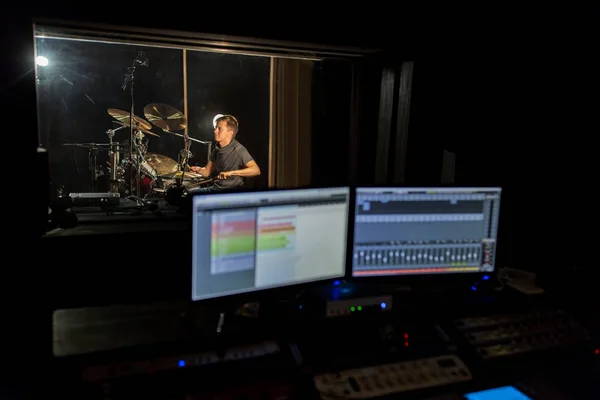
[352,187,501,277]
[192,187,350,301]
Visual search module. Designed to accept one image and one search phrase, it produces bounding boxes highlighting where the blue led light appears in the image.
[333,280,341,286]
[380,302,387,309]
[482,275,490,280]
[178,360,186,367]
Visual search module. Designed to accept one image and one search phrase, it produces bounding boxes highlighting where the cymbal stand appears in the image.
[206,141,212,164]
[106,125,126,194]
[177,134,193,182]
[131,131,150,195]
[87,144,99,192]
[165,129,211,179]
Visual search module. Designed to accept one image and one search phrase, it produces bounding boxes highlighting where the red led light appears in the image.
[404,341,409,347]
[404,333,409,339]
[594,348,599,355]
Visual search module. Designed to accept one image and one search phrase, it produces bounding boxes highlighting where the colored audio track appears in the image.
[210,211,256,274]
[257,215,296,252]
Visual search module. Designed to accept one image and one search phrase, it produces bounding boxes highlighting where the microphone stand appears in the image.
[206,141,212,165]
[121,55,145,202]
[178,134,192,182]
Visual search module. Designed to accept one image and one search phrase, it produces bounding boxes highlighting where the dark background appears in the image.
[311,60,353,186]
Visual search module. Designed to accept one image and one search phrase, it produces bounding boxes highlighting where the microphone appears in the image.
[121,52,148,91]
[135,51,149,67]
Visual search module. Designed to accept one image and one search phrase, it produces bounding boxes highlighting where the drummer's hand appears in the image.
[189,166,202,173]
[218,171,232,180]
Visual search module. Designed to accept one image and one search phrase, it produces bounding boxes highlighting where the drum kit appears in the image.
[62,103,213,203]
[60,52,214,210]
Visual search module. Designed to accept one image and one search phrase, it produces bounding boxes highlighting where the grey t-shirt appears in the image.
[209,139,253,189]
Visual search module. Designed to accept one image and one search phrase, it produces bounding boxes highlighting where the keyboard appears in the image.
[313,355,472,399]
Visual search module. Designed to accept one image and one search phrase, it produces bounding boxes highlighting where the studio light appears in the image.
[213,114,225,128]
[35,55,49,67]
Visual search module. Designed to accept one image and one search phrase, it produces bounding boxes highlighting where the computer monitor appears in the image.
[192,187,350,301]
[351,187,502,277]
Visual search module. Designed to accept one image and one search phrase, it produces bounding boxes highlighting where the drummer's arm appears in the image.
[191,162,212,177]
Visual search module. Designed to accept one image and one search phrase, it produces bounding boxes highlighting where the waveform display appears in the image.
[257,215,296,252]
[210,211,256,274]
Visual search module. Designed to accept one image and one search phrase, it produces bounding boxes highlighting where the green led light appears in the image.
[357,306,362,311]
[350,306,355,312]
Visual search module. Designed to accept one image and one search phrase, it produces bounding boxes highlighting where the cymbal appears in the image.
[113,121,160,137]
[108,108,152,131]
[143,103,187,132]
[144,153,179,176]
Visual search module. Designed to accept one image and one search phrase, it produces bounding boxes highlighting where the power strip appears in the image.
[313,354,472,399]
[325,295,393,318]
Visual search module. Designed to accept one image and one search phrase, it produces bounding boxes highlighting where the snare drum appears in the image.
[164,170,204,181]
[158,176,214,193]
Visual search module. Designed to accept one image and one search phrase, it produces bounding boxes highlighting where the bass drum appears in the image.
[115,161,158,197]
[133,160,159,197]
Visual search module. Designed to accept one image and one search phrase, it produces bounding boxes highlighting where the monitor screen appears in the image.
[352,187,502,277]
[464,386,532,400]
[192,187,350,301]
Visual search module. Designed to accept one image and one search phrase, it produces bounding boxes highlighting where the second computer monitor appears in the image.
[192,187,350,301]
[352,187,502,277]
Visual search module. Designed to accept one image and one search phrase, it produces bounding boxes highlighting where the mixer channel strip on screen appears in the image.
[351,187,501,277]
[353,244,484,276]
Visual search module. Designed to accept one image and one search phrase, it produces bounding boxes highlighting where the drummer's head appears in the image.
[214,115,239,142]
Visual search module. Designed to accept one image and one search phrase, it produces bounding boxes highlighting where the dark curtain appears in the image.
[270,58,314,188]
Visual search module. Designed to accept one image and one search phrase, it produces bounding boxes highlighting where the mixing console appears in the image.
[453,309,591,361]
[355,213,483,223]
[353,242,495,276]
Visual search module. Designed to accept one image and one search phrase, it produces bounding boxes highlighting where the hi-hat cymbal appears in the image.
[144,103,187,132]
[144,153,179,176]
[108,108,152,131]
